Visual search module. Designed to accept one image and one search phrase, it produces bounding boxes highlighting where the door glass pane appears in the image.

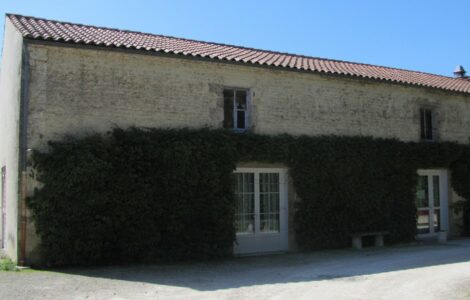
[235,173,255,234]
[259,173,280,233]
[417,209,430,234]
[433,176,440,207]
[433,209,441,232]
[415,176,428,208]
[416,173,445,235]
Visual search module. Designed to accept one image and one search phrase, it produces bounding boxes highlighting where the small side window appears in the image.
[223,88,250,131]
[420,108,435,141]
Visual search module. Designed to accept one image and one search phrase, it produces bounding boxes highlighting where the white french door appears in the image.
[233,168,288,255]
[415,170,448,236]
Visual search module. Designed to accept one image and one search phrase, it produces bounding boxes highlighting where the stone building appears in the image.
[1,14,470,264]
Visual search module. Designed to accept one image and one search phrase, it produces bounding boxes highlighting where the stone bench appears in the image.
[350,231,389,250]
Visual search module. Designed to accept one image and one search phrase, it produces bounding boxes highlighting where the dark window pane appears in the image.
[420,109,426,139]
[425,110,433,140]
[415,175,428,208]
[223,89,234,128]
[420,109,433,140]
[237,110,245,129]
[235,90,247,129]
[433,176,440,207]
[236,91,247,109]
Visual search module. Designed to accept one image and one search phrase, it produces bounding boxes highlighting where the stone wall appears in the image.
[26,43,470,150]
[23,42,470,257]
[0,19,24,262]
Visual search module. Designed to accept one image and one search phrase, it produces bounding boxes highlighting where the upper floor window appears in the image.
[420,108,435,141]
[223,88,250,131]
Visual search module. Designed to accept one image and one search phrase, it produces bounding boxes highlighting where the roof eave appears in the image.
[21,37,470,97]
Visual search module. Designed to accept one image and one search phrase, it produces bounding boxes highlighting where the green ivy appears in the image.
[27,128,470,266]
[28,128,237,266]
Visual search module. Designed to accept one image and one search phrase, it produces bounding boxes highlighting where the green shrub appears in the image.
[0,258,16,271]
[27,128,470,266]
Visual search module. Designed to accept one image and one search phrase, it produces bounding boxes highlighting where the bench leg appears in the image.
[375,235,384,247]
[352,237,362,250]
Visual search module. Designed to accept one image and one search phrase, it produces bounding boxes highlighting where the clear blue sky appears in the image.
[1,0,469,77]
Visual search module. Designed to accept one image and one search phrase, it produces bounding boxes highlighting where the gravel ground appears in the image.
[1,239,470,300]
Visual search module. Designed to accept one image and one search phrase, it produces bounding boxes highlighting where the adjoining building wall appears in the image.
[22,42,470,259]
[0,19,24,261]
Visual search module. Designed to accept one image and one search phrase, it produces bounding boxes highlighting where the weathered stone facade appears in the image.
[26,44,470,150]
[21,42,470,259]
[3,21,470,263]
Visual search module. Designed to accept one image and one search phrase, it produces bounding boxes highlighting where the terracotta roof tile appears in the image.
[7,14,470,95]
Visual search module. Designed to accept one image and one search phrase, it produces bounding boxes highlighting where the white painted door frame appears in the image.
[416,169,449,237]
[233,168,288,255]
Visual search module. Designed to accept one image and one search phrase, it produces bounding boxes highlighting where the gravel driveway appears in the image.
[1,239,470,300]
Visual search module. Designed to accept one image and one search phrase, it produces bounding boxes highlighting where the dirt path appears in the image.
[1,239,470,300]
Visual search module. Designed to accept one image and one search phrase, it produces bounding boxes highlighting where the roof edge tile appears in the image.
[6,13,470,95]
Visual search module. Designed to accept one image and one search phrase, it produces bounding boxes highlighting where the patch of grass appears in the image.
[0,258,17,271]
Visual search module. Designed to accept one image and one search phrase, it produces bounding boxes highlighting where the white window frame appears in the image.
[416,169,449,237]
[420,108,436,141]
[224,88,251,132]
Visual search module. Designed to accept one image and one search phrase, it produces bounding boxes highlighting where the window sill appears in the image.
[231,129,249,134]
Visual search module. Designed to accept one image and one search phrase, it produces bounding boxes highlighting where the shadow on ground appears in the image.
[52,239,470,291]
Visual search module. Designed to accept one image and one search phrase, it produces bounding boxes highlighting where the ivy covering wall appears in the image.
[28,128,470,266]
